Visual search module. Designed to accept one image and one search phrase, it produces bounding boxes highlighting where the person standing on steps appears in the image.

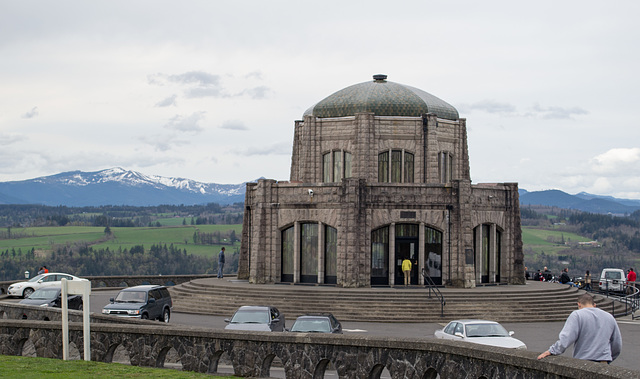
[402,257,412,287]
[584,270,592,291]
[217,247,225,279]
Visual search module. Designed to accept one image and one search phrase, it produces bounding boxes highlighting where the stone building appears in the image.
[238,74,524,288]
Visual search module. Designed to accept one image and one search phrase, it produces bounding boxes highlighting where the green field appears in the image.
[521,226,592,256]
[0,224,242,258]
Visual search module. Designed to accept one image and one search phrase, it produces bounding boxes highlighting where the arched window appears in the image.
[378,149,414,183]
[322,150,352,183]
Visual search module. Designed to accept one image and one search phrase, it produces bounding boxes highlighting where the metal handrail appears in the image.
[421,268,446,317]
[595,281,639,318]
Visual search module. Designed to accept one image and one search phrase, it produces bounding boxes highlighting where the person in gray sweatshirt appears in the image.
[537,293,622,363]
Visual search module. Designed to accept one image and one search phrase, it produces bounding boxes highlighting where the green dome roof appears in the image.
[303,74,459,120]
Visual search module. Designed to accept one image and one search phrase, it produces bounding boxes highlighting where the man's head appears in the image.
[221,247,225,251]
[577,293,596,309]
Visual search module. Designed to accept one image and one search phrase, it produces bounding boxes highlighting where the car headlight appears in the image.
[39,304,49,307]
[102,309,109,314]
[127,310,141,315]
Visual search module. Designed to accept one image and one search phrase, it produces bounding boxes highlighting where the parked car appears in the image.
[599,268,626,293]
[102,285,172,322]
[434,319,526,350]
[224,305,285,332]
[289,313,342,334]
[8,273,86,298]
[19,287,83,310]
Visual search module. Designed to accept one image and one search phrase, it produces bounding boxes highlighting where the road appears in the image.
[4,289,640,373]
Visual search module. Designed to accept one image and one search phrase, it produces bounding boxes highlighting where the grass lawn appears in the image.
[0,355,236,378]
[522,226,592,256]
[0,225,242,258]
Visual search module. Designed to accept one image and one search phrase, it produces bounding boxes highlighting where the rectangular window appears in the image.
[391,150,402,183]
[323,153,331,182]
[439,152,453,183]
[325,226,337,284]
[300,223,318,282]
[378,152,389,182]
[333,151,343,182]
[344,152,352,178]
[281,227,294,282]
[404,152,414,183]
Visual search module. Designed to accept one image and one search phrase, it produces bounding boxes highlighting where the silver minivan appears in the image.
[599,268,626,292]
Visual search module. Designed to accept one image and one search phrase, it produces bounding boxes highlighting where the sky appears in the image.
[1,1,639,199]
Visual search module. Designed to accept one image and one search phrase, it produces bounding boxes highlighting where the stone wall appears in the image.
[0,318,634,379]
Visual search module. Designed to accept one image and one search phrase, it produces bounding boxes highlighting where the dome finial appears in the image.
[373,74,387,82]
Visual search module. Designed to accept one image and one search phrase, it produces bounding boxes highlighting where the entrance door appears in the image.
[395,238,418,285]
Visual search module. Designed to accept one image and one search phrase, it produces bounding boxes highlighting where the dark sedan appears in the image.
[224,305,286,332]
[19,287,83,310]
[289,313,342,334]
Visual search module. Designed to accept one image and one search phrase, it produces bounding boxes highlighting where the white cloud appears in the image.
[21,107,39,119]
[164,112,206,133]
[220,120,248,131]
[590,148,640,175]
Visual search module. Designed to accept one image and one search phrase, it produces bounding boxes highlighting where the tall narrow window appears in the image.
[325,226,337,284]
[404,152,414,183]
[323,153,331,183]
[378,152,389,182]
[371,226,389,285]
[281,227,294,283]
[439,152,453,183]
[333,151,343,182]
[391,150,402,183]
[344,152,352,179]
[300,223,318,283]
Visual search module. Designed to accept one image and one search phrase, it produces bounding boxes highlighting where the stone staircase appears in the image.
[168,278,627,323]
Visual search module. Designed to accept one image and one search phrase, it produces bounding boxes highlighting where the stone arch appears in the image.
[207,350,224,373]
[105,343,132,365]
[118,281,129,287]
[313,358,339,379]
[157,345,182,370]
[163,280,176,287]
[214,350,235,376]
[369,363,386,379]
[423,367,440,379]
[261,353,285,378]
[96,281,107,288]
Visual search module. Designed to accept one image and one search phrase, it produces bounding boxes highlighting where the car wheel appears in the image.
[141,313,149,320]
[162,309,170,323]
[22,288,34,298]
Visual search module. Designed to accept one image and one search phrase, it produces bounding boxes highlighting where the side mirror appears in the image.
[109,297,115,303]
[509,331,515,336]
[148,298,156,304]
[224,318,231,323]
[454,332,464,338]
[271,318,280,323]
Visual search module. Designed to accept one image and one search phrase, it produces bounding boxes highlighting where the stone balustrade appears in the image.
[0,315,634,378]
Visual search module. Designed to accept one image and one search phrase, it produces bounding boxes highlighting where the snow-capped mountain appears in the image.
[0,168,248,206]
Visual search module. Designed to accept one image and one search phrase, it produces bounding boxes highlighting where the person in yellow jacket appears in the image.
[402,258,412,286]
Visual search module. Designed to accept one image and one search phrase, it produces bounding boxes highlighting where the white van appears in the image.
[599,268,626,292]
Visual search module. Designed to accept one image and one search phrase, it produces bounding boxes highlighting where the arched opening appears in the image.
[215,351,235,376]
[423,367,440,379]
[262,354,285,378]
[157,346,182,370]
[368,364,392,379]
[118,281,129,287]
[313,358,339,378]
[67,342,81,360]
[107,343,132,365]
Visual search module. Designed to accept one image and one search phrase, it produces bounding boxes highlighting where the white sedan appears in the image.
[8,273,86,298]
[434,319,527,350]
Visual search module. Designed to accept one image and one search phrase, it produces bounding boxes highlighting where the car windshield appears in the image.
[28,274,45,283]
[115,291,147,303]
[465,323,510,338]
[230,309,270,324]
[27,288,59,300]
[291,318,331,333]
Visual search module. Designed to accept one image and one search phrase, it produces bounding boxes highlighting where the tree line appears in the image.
[0,203,244,228]
[0,243,239,281]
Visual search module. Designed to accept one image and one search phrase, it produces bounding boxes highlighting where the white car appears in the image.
[8,273,86,298]
[434,319,527,350]
[599,268,626,293]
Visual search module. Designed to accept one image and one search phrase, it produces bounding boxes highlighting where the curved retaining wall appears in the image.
[0,318,634,378]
